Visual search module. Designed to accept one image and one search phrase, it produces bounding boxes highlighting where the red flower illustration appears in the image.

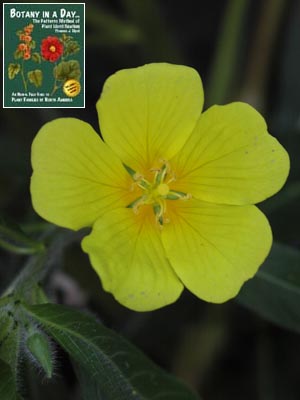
[41,36,63,62]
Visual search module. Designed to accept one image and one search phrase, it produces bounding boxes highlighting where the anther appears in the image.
[167,172,177,184]
[182,193,192,200]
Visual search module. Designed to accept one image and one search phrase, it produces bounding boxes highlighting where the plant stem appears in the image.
[0,224,45,255]
[51,63,58,96]
[50,81,58,96]
[20,59,28,92]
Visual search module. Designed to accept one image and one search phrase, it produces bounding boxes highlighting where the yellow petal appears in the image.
[162,200,272,303]
[31,118,132,230]
[172,102,290,205]
[97,63,204,174]
[81,208,183,311]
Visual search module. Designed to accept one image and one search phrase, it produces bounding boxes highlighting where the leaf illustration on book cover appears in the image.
[54,60,81,81]
[61,34,80,57]
[14,49,24,60]
[30,40,36,50]
[32,52,42,63]
[8,63,21,80]
[28,70,43,87]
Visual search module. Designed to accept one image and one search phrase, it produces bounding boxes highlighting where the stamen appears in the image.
[136,179,151,190]
[129,182,136,192]
[125,160,191,225]
[153,200,166,225]
[182,193,192,200]
[133,172,143,181]
[167,171,177,184]
[150,167,161,173]
[166,190,190,200]
[155,163,169,185]
[127,196,145,212]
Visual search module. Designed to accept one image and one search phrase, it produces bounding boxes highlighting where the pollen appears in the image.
[49,45,56,52]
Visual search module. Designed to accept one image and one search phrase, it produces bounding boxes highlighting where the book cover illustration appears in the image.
[3,3,85,108]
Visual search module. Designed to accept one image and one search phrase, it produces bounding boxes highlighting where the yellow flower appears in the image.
[31,63,289,311]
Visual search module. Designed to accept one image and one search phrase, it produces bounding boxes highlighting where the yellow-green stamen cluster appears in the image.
[125,162,191,225]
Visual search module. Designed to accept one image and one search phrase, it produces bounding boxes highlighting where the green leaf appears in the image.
[2,228,84,299]
[24,303,200,400]
[53,60,81,81]
[29,40,36,50]
[0,359,18,400]
[237,242,300,333]
[61,35,80,57]
[74,364,106,400]
[3,255,46,300]
[27,70,43,88]
[8,64,21,80]
[0,217,44,255]
[0,308,22,381]
[31,52,42,63]
[13,50,23,60]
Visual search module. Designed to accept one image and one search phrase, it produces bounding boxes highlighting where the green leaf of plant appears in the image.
[8,64,21,80]
[2,228,84,300]
[13,50,23,60]
[0,359,19,400]
[24,303,200,400]
[27,70,43,88]
[31,52,42,63]
[61,35,80,57]
[0,217,44,255]
[237,242,300,333]
[53,60,81,81]
[29,40,36,50]
[73,364,107,400]
[0,308,22,384]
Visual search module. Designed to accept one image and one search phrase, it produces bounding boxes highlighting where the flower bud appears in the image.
[26,332,53,378]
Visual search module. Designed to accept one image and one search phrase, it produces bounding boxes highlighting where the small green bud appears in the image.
[26,332,53,378]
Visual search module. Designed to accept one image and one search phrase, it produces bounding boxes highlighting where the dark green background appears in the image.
[3,3,85,108]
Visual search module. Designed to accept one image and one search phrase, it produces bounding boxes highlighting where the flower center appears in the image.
[156,183,170,196]
[49,45,56,52]
[125,161,191,226]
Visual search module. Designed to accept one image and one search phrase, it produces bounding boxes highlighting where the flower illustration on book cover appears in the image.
[8,23,43,91]
[49,34,81,96]
[8,24,81,97]
[41,36,64,62]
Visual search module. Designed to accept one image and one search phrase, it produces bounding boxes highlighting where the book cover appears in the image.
[3,3,85,108]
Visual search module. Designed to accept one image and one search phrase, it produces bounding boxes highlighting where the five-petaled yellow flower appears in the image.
[31,63,289,311]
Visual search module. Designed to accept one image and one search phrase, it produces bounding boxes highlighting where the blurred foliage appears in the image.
[1,0,300,399]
